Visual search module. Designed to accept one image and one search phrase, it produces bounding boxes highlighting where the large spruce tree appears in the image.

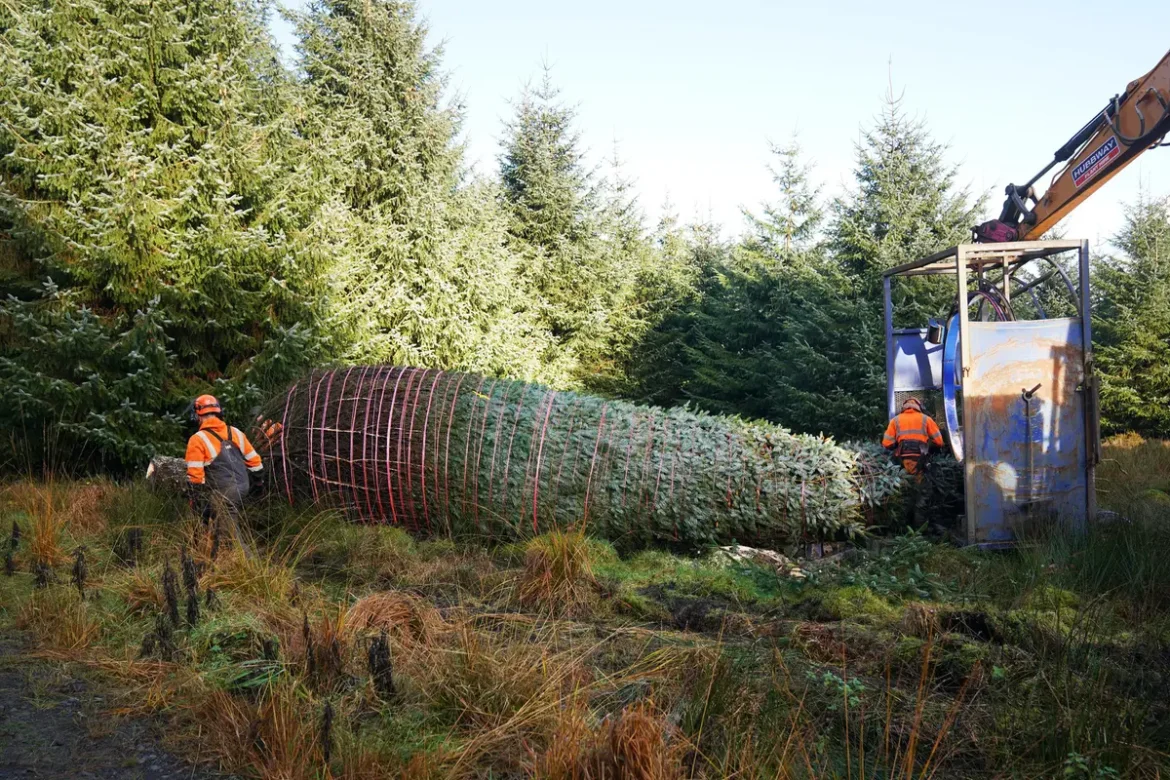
[498,72,653,388]
[813,94,980,436]
[295,0,553,381]
[0,0,331,469]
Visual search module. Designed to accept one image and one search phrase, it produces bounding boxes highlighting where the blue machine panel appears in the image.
[963,319,1089,543]
[891,330,943,392]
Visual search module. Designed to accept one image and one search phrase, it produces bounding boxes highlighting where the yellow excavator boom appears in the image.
[975,48,1170,242]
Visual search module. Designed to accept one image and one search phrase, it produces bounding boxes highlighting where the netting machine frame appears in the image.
[882,240,1100,547]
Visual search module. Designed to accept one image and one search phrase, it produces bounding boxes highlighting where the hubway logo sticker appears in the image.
[1072,136,1120,189]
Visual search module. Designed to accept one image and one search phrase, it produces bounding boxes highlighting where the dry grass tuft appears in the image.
[2,480,114,552]
[793,622,850,664]
[427,627,554,733]
[898,602,940,639]
[1098,433,1170,513]
[345,591,443,646]
[203,548,295,606]
[59,482,114,536]
[4,482,69,567]
[16,586,99,650]
[29,505,65,567]
[538,701,686,780]
[518,529,599,616]
[194,682,321,780]
[108,566,166,615]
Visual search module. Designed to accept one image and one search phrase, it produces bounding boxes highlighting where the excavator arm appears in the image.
[975,48,1170,243]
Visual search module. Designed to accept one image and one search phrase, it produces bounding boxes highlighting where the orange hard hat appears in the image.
[194,394,222,416]
[902,397,923,411]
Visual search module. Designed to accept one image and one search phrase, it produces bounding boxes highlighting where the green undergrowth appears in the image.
[2,446,1169,778]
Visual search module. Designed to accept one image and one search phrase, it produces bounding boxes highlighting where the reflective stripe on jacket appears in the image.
[185,418,263,485]
[881,410,944,453]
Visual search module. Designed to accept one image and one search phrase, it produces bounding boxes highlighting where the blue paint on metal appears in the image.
[963,318,1089,543]
[890,330,943,392]
[884,277,895,418]
[942,313,963,461]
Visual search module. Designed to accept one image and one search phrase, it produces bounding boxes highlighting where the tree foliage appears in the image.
[624,100,980,441]
[1094,195,1170,436]
[0,0,1160,474]
[498,73,655,389]
[292,0,552,379]
[0,0,331,469]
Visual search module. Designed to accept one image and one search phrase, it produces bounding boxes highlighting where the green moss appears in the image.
[611,586,673,623]
[491,541,528,567]
[1139,488,1170,506]
[1022,584,1079,612]
[595,549,781,606]
[416,538,458,561]
[344,708,458,767]
[0,571,35,624]
[189,612,277,666]
[893,635,926,664]
[819,586,899,622]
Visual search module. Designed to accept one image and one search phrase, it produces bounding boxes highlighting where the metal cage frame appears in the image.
[882,240,1099,546]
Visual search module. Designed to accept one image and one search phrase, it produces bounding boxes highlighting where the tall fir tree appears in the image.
[742,139,825,263]
[500,71,592,250]
[817,92,981,435]
[0,0,332,470]
[498,70,652,387]
[1094,195,1170,436]
[294,0,553,380]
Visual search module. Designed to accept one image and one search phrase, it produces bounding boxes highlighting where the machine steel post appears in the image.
[1079,240,1096,525]
[884,276,895,418]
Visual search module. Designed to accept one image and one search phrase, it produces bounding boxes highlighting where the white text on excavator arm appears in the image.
[975,48,1170,243]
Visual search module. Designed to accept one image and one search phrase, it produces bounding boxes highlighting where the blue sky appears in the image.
[273,0,1170,250]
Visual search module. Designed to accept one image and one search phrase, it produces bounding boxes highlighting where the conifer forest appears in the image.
[2,2,1170,778]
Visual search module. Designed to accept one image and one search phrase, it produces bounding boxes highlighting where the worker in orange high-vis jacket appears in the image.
[185,394,264,512]
[882,397,945,477]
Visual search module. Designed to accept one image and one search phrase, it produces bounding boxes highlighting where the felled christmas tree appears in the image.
[261,367,902,546]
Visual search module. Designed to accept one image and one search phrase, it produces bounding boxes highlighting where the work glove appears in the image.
[248,470,267,499]
[185,481,210,508]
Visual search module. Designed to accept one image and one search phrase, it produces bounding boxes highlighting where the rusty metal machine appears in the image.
[882,241,1100,546]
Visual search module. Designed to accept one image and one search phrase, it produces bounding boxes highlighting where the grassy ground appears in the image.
[1,435,1169,779]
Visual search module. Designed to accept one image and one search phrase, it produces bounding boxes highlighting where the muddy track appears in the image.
[0,632,228,780]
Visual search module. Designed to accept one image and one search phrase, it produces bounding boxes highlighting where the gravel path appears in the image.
[0,633,226,780]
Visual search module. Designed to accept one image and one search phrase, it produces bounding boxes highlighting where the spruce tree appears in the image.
[742,139,825,263]
[815,93,981,435]
[0,0,331,469]
[498,72,656,388]
[1094,195,1170,436]
[295,0,551,380]
[500,71,592,250]
[832,93,977,282]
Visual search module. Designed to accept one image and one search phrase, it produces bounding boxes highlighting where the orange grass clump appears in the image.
[111,567,167,615]
[8,483,69,567]
[537,701,686,780]
[16,587,99,651]
[60,482,114,536]
[194,683,322,780]
[345,591,443,646]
